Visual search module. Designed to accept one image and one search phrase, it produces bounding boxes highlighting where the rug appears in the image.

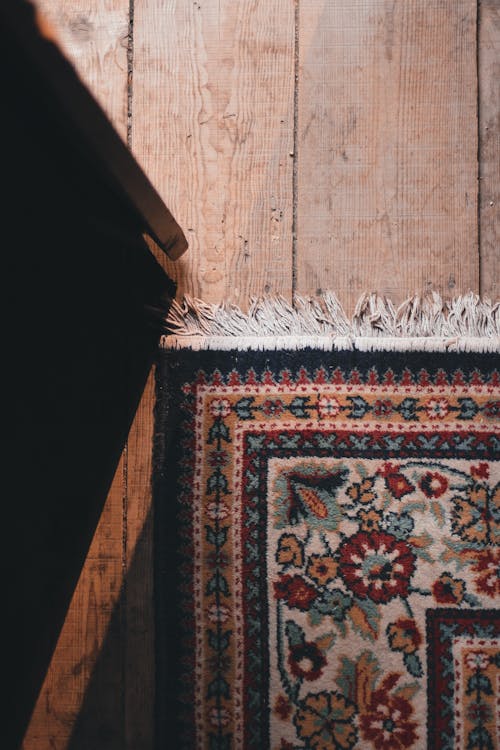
[154,294,499,750]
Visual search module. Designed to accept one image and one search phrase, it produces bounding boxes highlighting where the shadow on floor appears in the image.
[65,506,156,750]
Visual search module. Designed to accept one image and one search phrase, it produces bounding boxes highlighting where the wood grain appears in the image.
[479,0,500,300]
[21,460,126,749]
[132,0,295,306]
[296,0,479,313]
[23,2,129,748]
[20,1,499,748]
[123,371,156,749]
[33,0,129,137]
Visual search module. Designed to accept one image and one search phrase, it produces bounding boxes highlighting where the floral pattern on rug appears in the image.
[155,353,500,750]
[267,456,498,750]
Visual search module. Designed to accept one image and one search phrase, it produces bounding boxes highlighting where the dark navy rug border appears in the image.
[153,347,499,749]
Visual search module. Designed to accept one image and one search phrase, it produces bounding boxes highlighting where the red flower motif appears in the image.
[464,651,490,670]
[209,706,231,727]
[471,549,500,598]
[207,502,229,520]
[274,695,292,720]
[338,531,415,603]
[378,461,399,477]
[387,618,422,654]
[317,395,341,418]
[360,681,418,749]
[207,652,231,674]
[209,398,231,418]
[377,463,414,499]
[206,603,230,623]
[465,702,493,724]
[208,449,229,467]
[386,474,414,499]
[432,572,466,604]
[205,549,230,570]
[470,462,490,480]
[261,398,285,417]
[419,471,448,498]
[426,397,449,420]
[288,641,327,681]
[273,574,318,611]
[483,400,499,418]
[373,399,393,417]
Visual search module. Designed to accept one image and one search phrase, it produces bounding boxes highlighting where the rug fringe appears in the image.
[161,291,500,352]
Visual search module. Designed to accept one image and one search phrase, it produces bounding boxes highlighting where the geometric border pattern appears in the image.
[426,608,499,750]
[154,349,500,750]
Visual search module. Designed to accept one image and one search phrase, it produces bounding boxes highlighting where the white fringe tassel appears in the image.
[160,291,500,353]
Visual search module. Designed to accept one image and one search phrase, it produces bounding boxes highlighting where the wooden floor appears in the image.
[24,1,498,747]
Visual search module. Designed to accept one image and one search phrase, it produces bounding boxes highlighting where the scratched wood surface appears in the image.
[296,0,479,311]
[479,0,500,300]
[132,0,296,305]
[23,1,498,748]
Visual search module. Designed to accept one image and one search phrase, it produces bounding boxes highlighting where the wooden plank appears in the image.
[21,462,126,750]
[132,0,296,305]
[479,0,500,300]
[32,0,129,136]
[123,370,156,749]
[296,0,479,313]
[17,1,187,260]
[22,2,130,748]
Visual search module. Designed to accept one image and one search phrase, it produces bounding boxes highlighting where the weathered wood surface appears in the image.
[33,0,130,137]
[297,0,479,312]
[23,1,498,748]
[132,0,296,305]
[22,462,126,750]
[479,0,500,300]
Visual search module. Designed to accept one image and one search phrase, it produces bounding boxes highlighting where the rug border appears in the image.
[153,347,500,750]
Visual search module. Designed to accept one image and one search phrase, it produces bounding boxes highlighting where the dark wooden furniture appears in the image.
[2,3,187,747]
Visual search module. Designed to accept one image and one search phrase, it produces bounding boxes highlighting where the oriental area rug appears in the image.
[154,294,499,750]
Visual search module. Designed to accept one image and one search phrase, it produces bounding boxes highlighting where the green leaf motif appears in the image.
[246,434,266,451]
[208,420,231,443]
[403,652,423,678]
[467,726,494,750]
[353,597,381,636]
[308,607,324,627]
[346,396,369,418]
[208,628,232,652]
[280,435,301,450]
[464,592,482,607]
[207,471,229,495]
[285,620,305,647]
[398,398,418,420]
[355,462,368,478]
[205,524,228,547]
[458,397,479,419]
[413,548,434,563]
[206,572,230,597]
[336,657,355,700]
[289,397,311,418]
[466,672,493,696]
[207,675,230,699]
[312,589,352,622]
[234,397,256,419]
[219,630,232,652]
